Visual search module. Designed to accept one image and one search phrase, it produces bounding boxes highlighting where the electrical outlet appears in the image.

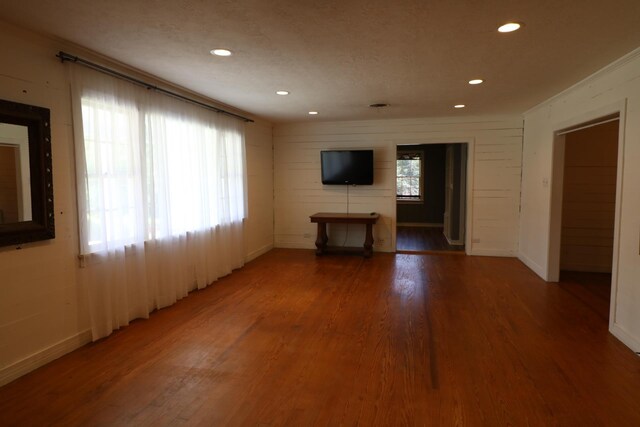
[303,233,312,239]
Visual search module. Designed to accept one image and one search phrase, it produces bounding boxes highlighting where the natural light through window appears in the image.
[81,98,141,250]
[79,95,246,254]
[396,152,423,201]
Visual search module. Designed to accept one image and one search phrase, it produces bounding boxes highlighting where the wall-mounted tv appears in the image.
[321,150,374,185]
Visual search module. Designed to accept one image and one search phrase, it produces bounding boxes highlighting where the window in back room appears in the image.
[396,151,423,201]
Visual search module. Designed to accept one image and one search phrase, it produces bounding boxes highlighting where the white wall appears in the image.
[274,117,523,256]
[520,48,640,352]
[245,121,275,260]
[0,22,273,385]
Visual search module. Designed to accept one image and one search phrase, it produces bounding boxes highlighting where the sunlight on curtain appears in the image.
[70,66,247,340]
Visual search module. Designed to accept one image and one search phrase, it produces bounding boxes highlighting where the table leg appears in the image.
[364,223,374,258]
[315,222,328,255]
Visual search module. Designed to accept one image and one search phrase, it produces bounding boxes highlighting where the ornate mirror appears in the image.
[0,99,54,246]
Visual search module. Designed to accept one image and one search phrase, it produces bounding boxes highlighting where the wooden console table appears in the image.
[309,212,380,258]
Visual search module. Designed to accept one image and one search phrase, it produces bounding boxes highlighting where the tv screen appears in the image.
[321,150,374,185]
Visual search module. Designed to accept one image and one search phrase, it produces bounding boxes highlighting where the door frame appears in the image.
[547,100,626,330]
[392,138,474,254]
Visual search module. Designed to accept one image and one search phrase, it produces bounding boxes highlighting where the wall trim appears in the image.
[274,241,315,250]
[518,251,548,279]
[245,243,274,262]
[470,248,517,257]
[525,46,640,116]
[275,241,395,253]
[274,115,525,136]
[0,329,92,387]
[611,323,640,353]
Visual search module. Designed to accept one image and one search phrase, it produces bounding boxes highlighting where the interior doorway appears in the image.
[395,143,467,253]
[551,115,620,322]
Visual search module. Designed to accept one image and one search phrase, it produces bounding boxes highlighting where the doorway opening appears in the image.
[551,115,620,322]
[395,143,467,254]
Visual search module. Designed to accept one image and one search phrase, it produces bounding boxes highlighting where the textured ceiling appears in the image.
[1,0,640,123]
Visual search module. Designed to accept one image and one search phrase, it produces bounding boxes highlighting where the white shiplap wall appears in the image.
[274,116,523,256]
[520,47,640,352]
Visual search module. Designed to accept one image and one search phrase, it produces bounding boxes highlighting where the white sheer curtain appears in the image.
[70,66,247,340]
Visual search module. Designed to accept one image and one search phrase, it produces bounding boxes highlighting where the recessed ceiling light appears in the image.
[498,22,521,33]
[210,49,232,57]
[276,90,289,96]
[454,104,466,109]
[308,111,319,115]
[469,79,484,85]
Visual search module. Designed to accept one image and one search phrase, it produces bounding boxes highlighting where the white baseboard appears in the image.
[611,323,640,353]
[245,243,274,262]
[274,241,315,250]
[470,248,517,257]
[518,251,548,280]
[275,241,395,254]
[0,329,92,387]
[397,222,444,228]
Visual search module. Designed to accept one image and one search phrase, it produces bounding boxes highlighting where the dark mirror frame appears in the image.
[0,99,54,247]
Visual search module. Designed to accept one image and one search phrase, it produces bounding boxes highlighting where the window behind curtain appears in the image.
[78,95,246,254]
[396,152,423,200]
[81,97,143,251]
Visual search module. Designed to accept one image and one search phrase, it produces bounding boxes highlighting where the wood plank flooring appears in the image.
[1,249,639,426]
[558,271,612,322]
[396,226,464,252]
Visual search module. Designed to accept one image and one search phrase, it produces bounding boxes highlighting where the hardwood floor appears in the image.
[1,249,639,426]
[396,226,464,252]
[558,271,612,322]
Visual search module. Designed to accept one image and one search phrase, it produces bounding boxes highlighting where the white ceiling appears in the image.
[1,0,640,123]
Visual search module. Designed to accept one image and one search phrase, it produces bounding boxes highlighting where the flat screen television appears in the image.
[321,150,374,185]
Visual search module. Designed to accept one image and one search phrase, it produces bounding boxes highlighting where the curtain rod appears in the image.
[56,51,254,123]
[556,117,619,136]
